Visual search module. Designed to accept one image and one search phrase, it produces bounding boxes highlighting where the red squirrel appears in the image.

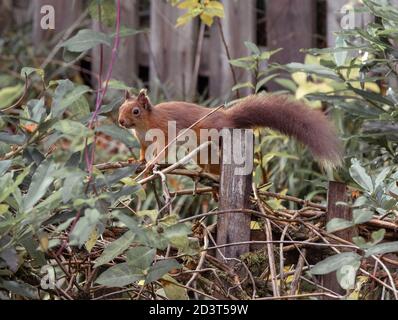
[118,90,342,174]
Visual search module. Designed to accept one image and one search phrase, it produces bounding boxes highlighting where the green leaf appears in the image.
[136,210,159,224]
[0,133,25,145]
[69,208,102,248]
[126,246,156,270]
[244,41,260,55]
[350,86,395,107]
[349,159,374,193]
[23,160,57,212]
[334,36,349,67]
[0,84,24,110]
[96,124,139,148]
[145,259,180,284]
[52,83,91,117]
[0,280,39,299]
[375,167,390,188]
[163,223,192,250]
[259,48,283,60]
[61,29,111,52]
[255,74,279,93]
[336,260,360,290]
[94,231,135,268]
[107,79,132,91]
[352,209,374,225]
[96,263,143,287]
[0,166,31,203]
[21,67,44,80]
[310,252,362,275]
[285,63,340,80]
[161,274,189,300]
[232,82,255,92]
[326,218,354,233]
[371,229,385,245]
[53,120,92,137]
[365,241,398,257]
[0,160,11,176]
[89,0,116,27]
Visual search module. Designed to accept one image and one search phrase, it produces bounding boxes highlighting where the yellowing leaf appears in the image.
[250,221,261,230]
[177,0,199,9]
[0,204,9,215]
[161,275,189,300]
[0,84,23,109]
[200,12,214,26]
[85,228,99,253]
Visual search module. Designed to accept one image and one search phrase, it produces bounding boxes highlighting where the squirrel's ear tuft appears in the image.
[137,89,151,110]
[125,90,132,100]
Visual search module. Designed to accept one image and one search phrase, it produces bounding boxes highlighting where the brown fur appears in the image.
[118,93,343,173]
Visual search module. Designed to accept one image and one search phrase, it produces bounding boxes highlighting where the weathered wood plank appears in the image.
[92,0,139,87]
[32,0,83,49]
[267,0,316,64]
[322,181,353,299]
[149,0,196,100]
[217,129,253,261]
[209,0,256,99]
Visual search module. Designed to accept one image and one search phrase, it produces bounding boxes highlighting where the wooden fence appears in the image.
[4,0,373,100]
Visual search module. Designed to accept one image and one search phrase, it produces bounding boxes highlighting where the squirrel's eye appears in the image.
[132,108,140,116]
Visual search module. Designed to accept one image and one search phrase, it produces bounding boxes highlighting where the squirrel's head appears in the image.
[118,89,152,129]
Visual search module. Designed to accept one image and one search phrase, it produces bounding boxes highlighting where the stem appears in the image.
[84,0,122,176]
[190,21,205,101]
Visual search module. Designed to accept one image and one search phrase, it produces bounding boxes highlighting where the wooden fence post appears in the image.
[322,181,353,299]
[216,129,253,262]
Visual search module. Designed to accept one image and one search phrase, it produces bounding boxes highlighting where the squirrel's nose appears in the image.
[119,119,126,127]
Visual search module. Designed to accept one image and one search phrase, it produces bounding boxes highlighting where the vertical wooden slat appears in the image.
[209,0,256,99]
[32,0,83,51]
[327,0,374,47]
[92,0,139,87]
[267,0,316,64]
[217,129,252,262]
[322,181,353,299]
[149,0,196,100]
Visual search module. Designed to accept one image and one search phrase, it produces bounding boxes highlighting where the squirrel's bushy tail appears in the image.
[226,95,343,167]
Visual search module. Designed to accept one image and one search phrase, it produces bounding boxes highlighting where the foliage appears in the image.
[169,0,225,27]
[0,0,398,301]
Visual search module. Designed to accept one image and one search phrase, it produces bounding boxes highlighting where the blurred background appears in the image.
[0,0,374,100]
